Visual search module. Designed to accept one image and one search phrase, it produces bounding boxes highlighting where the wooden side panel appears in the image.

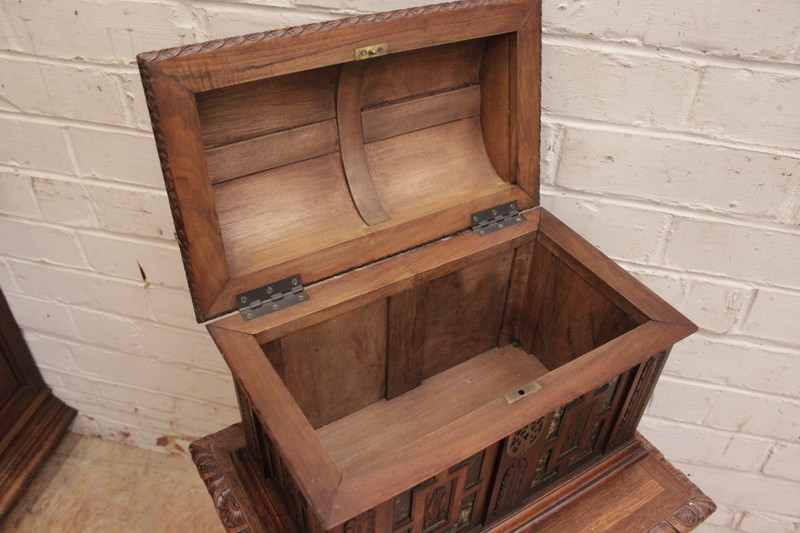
[517,242,639,370]
[196,67,338,148]
[360,39,485,109]
[485,365,634,524]
[276,300,388,428]
[421,251,514,380]
[386,285,428,400]
[480,34,511,182]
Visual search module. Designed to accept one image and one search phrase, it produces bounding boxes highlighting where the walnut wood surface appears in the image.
[192,427,714,533]
[336,61,391,225]
[385,285,428,399]
[209,207,695,528]
[275,300,387,428]
[0,288,76,518]
[138,0,543,321]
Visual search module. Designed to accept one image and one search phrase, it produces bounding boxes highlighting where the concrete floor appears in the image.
[0,432,224,533]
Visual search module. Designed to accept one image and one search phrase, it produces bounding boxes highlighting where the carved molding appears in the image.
[639,435,717,532]
[136,62,203,319]
[138,0,508,65]
[190,438,250,533]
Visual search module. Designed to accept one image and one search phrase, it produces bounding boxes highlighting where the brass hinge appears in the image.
[471,201,524,236]
[237,274,309,321]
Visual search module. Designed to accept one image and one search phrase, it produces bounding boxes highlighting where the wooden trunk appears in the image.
[137,1,715,531]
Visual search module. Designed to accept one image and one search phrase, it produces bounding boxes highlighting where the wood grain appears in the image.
[509,2,541,201]
[206,119,340,184]
[360,38,484,108]
[206,326,341,520]
[361,85,480,144]
[386,284,428,399]
[316,345,549,471]
[277,300,387,428]
[336,61,391,225]
[196,67,337,149]
[421,251,513,379]
[480,34,511,181]
[212,210,541,344]
[517,240,639,370]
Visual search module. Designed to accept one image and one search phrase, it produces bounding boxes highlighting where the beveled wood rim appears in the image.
[207,207,697,529]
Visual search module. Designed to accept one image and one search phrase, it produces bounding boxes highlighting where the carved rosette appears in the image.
[190,439,250,533]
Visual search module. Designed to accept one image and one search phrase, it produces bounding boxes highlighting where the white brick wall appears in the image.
[0,1,797,531]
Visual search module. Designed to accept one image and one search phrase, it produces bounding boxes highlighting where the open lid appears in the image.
[138,0,542,322]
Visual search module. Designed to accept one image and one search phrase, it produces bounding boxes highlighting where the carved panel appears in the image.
[345,510,375,533]
[608,351,670,449]
[424,482,453,532]
[485,368,634,523]
[395,442,498,533]
[506,418,544,457]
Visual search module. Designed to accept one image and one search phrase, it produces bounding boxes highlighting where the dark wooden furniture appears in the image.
[137,1,715,531]
[0,288,76,518]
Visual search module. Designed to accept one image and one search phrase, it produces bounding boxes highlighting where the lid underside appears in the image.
[137,0,542,321]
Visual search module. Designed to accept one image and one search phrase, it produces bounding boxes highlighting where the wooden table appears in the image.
[191,425,714,533]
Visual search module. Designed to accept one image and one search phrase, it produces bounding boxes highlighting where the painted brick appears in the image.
[664,218,800,290]
[70,413,101,437]
[0,118,74,174]
[37,367,64,389]
[538,123,560,186]
[72,345,236,406]
[642,1,800,61]
[31,176,98,227]
[50,386,98,413]
[5,293,78,338]
[94,381,176,414]
[0,171,40,219]
[640,418,771,472]
[763,443,800,483]
[147,287,200,331]
[0,260,17,291]
[681,463,800,519]
[9,261,152,320]
[175,398,239,423]
[542,44,699,128]
[0,217,86,268]
[9,60,125,124]
[69,127,163,188]
[681,281,749,334]
[543,1,645,41]
[168,414,228,440]
[138,324,227,373]
[554,128,800,221]
[292,0,443,13]
[692,68,800,150]
[739,290,800,346]
[198,4,332,41]
[79,233,186,289]
[87,184,175,239]
[646,378,718,424]
[630,270,688,306]
[90,397,175,433]
[72,307,142,352]
[665,336,800,398]
[23,333,77,372]
[541,192,670,262]
[703,390,800,442]
[0,58,52,115]
[5,0,200,64]
[739,512,800,533]
[702,506,740,528]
